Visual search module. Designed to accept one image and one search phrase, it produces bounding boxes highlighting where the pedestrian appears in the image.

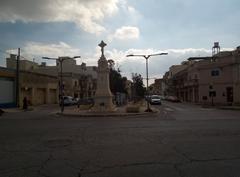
[0,109,4,116]
[23,97,28,111]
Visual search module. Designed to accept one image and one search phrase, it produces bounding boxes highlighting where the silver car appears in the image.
[150,95,162,105]
[63,96,77,106]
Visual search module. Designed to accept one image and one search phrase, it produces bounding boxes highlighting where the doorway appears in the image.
[226,87,233,103]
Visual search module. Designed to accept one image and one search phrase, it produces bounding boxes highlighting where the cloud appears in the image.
[103,48,215,83]
[109,26,140,41]
[21,41,81,64]
[20,41,234,84]
[0,0,119,34]
[107,47,234,83]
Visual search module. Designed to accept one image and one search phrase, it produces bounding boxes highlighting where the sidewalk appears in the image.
[190,102,240,111]
[1,107,23,113]
[218,106,240,110]
[1,107,34,113]
[58,102,159,117]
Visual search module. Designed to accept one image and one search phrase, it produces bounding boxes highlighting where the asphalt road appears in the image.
[0,102,240,177]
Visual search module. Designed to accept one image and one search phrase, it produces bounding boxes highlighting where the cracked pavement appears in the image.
[0,102,240,177]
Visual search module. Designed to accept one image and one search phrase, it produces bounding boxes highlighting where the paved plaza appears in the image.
[1,102,240,177]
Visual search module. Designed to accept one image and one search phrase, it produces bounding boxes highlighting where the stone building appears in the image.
[34,58,98,99]
[6,54,39,71]
[174,61,199,102]
[6,55,98,102]
[0,67,16,107]
[61,72,97,99]
[163,62,189,96]
[149,78,164,95]
[0,66,58,107]
[198,48,240,105]
[19,71,58,106]
[166,46,240,105]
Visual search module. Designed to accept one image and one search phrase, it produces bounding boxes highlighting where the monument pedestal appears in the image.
[92,41,115,112]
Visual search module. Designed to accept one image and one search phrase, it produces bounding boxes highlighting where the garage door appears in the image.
[0,78,15,107]
[36,88,46,105]
[49,89,57,104]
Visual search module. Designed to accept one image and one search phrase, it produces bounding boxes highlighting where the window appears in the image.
[211,69,220,76]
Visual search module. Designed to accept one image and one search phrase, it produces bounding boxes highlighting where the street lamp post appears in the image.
[126,53,168,112]
[42,56,81,113]
[16,48,20,107]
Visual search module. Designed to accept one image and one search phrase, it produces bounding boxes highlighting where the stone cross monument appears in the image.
[92,41,115,112]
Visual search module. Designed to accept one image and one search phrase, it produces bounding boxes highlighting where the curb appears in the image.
[56,109,159,118]
[201,105,240,111]
[218,107,240,111]
[1,107,34,113]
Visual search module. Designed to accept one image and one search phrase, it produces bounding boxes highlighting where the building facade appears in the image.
[165,46,240,105]
[19,71,58,106]
[0,67,16,108]
[149,78,164,95]
[0,66,58,107]
[6,55,98,104]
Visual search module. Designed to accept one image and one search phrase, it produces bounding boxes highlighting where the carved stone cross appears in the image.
[98,40,107,56]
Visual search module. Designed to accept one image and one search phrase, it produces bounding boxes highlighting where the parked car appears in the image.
[62,96,77,106]
[166,96,181,102]
[149,95,162,105]
[159,95,166,100]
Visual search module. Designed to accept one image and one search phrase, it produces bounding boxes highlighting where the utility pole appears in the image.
[42,56,81,113]
[16,48,20,107]
[59,58,64,113]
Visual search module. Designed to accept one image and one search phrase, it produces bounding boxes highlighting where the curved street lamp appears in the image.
[126,53,168,112]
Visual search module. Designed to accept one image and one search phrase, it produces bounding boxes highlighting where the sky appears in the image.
[0,0,239,83]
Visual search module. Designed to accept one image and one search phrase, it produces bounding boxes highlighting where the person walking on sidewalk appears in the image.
[23,97,28,111]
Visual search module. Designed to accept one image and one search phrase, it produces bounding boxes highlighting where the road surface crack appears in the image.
[37,153,52,177]
[82,161,173,176]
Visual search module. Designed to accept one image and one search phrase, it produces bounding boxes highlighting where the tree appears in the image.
[108,59,115,70]
[132,73,145,99]
[108,59,127,94]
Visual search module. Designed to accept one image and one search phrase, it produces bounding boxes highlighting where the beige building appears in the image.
[197,48,240,105]
[19,71,58,106]
[163,62,190,96]
[0,67,16,107]
[171,46,240,105]
[6,55,98,103]
[34,58,98,99]
[0,65,58,107]
[6,54,39,71]
[168,64,188,79]
[149,78,164,95]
